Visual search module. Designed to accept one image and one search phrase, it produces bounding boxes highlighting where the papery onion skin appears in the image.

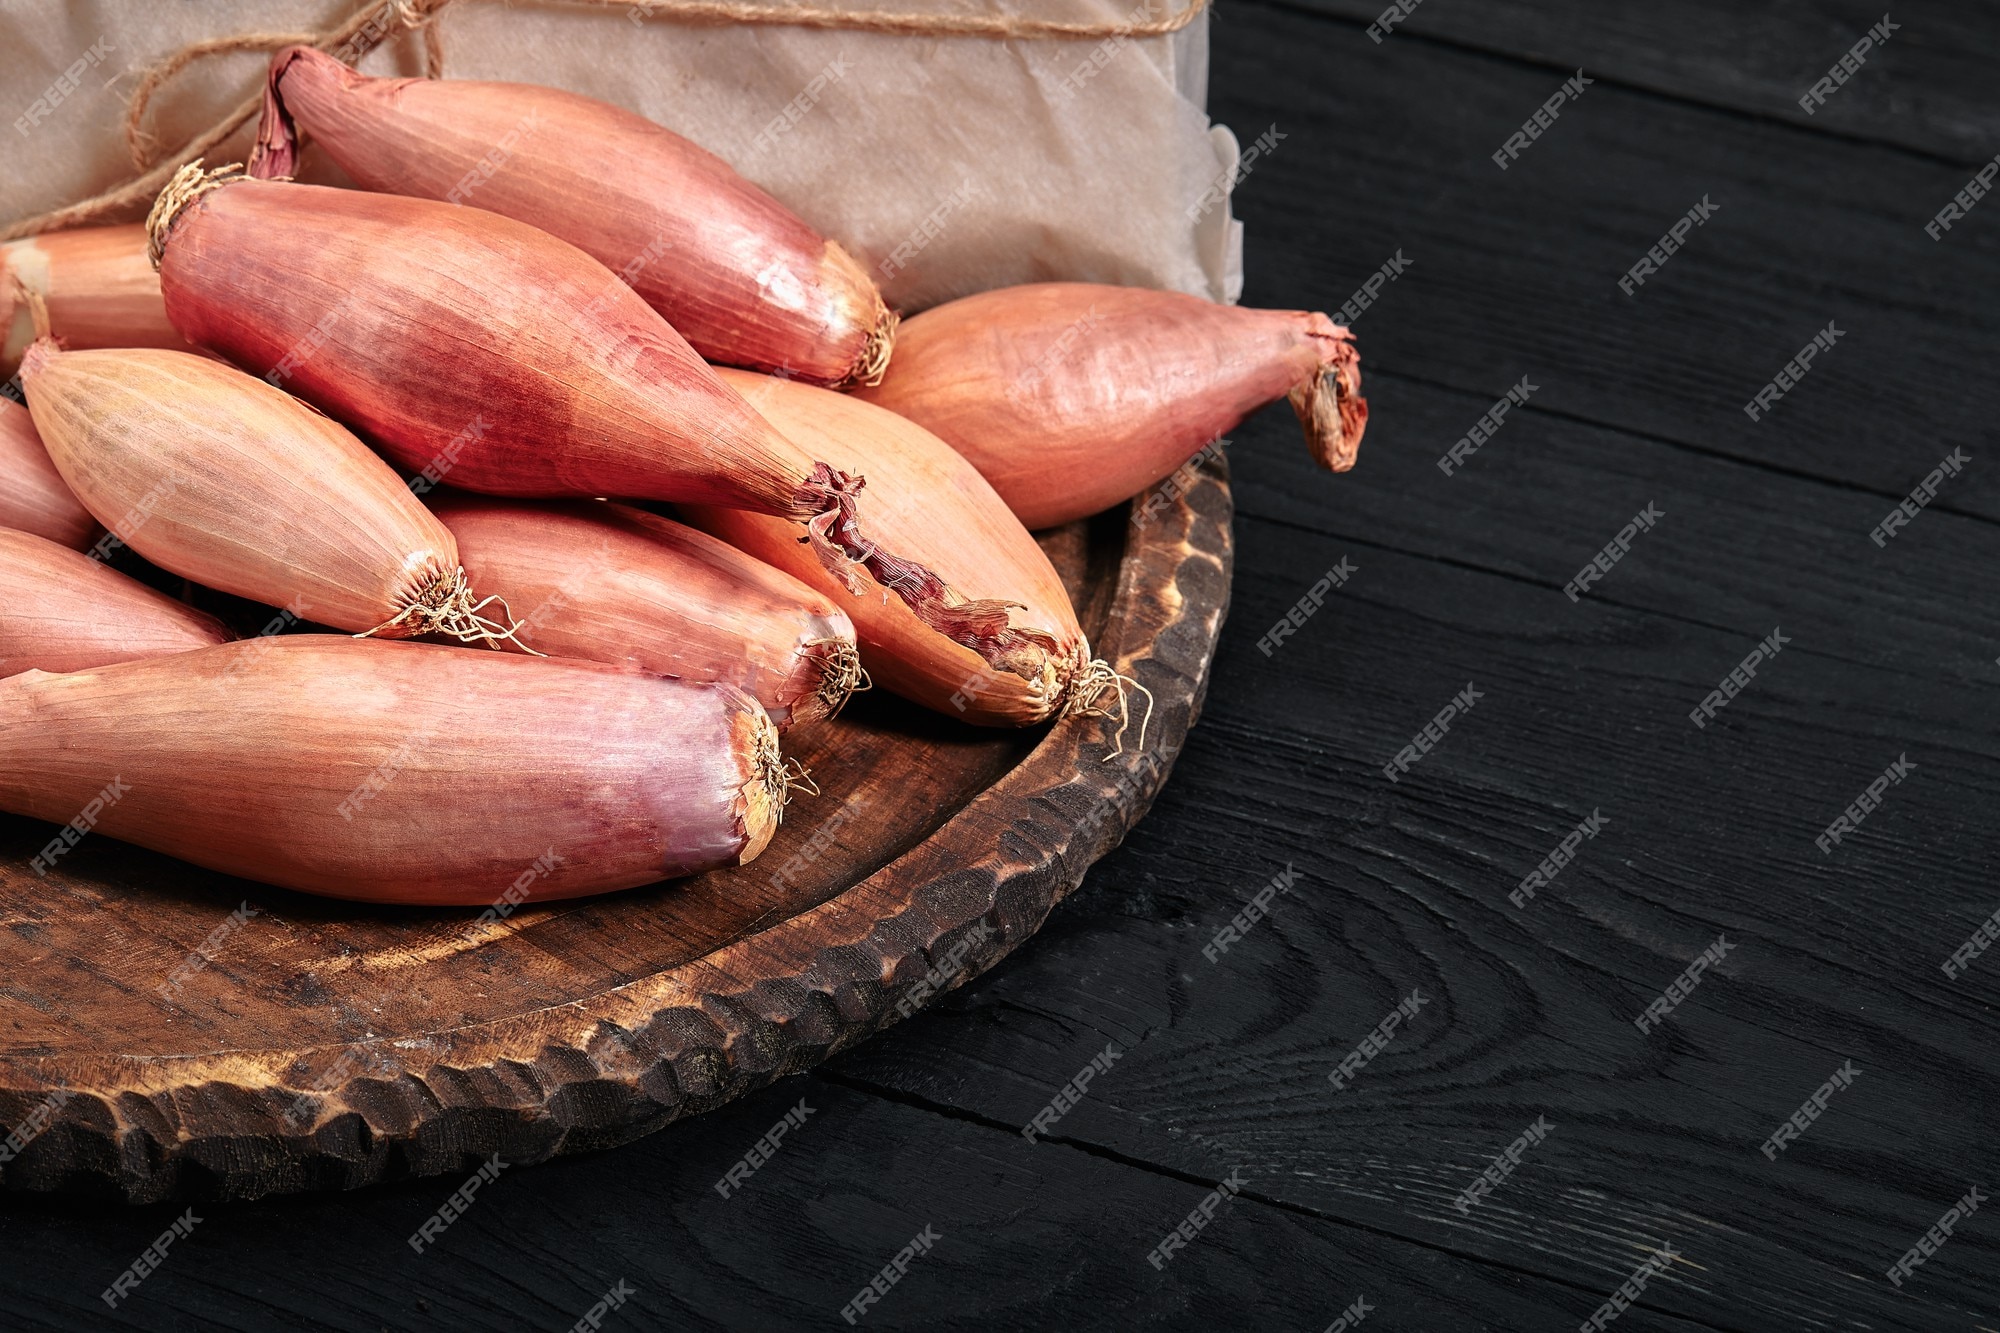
[157,177,809,516]
[855,282,1368,529]
[0,636,783,904]
[22,344,460,635]
[251,47,890,388]
[431,495,859,730]
[0,527,230,678]
[152,172,1001,672]
[0,398,99,550]
[1,225,198,377]
[683,368,1084,728]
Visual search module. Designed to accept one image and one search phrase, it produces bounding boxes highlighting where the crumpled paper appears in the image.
[0,0,1245,311]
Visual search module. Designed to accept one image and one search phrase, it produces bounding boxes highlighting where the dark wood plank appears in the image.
[1284,0,1999,163]
[0,1076,1718,1331]
[1211,1,2000,521]
[7,2,1997,1328]
[1235,368,2000,683]
[822,464,2000,1330]
[791,16,2000,1308]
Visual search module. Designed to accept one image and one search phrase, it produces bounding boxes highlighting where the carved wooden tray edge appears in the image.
[0,457,1233,1203]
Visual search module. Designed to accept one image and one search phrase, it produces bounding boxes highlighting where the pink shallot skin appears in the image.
[0,398,99,550]
[431,496,859,730]
[855,282,1368,530]
[0,637,784,904]
[23,344,460,634]
[0,527,230,679]
[153,173,1028,679]
[685,369,1085,728]
[1,225,199,376]
[157,177,820,520]
[252,47,888,387]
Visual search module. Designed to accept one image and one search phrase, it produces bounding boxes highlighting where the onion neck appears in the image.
[794,461,1062,682]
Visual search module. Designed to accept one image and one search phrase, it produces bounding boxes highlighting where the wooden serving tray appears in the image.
[0,457,1232,1203]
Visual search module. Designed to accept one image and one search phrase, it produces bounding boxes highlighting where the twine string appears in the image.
[124,31,320,170]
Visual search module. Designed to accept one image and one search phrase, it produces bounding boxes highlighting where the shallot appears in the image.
[22,340,512,643]
[250,47,894,387]
[0,636,793,903]
[855,282,1368,529]
[0,397,98,550]
[432,496,863,729]
[0,526,229,678]
[1,224,195,376]
[684,369,1140,737]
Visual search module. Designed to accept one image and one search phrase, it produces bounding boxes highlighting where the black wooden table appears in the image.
[7,3,1998,1329]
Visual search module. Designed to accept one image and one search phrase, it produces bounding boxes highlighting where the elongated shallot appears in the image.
[856,282,1368,529]
[432,496,863,729]
[0,636,792,903]
[0,397,98,550]
[0,526,229,678]
[684,369,1141,738]
[22,341,513,644]
[2,224,196,376]
[249,47,893,387]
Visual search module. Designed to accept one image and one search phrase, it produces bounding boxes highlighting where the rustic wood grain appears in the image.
[0,459,1231,1204]
[832,492,2000,1331]
[5,1,1999,1328]
[734,9,1999,1328]
[1285,0,1998,163]
[0,1076,1722,1332]
[1215,1,2000,523]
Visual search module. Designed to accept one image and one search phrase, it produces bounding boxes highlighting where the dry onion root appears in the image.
[0,637,792,903]
[0,527,231,679]
[855,282,1370,529]
[431,496,865,730]
[1,225,198,377]
[21,341,523,646]
[0,397,99,550]
[251,47,895,389]
[684,368,1147,748]
[147,166,1011,675]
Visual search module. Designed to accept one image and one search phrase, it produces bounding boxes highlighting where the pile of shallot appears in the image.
[0,52,1366,906]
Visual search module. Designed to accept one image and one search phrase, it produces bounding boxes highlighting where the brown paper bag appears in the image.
[1,0,1247,316]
